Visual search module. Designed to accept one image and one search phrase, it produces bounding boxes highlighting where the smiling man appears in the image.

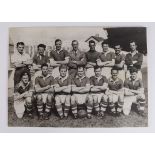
[11,42,32,86]
[54,64,72,119]
[35,63,55,120]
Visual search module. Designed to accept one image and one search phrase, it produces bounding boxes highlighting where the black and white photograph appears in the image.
[8,26,148,127]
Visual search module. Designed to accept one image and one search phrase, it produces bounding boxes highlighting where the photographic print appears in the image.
[8,26,148,127]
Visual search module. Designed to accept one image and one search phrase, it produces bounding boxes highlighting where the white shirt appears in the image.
[11,52,31,64]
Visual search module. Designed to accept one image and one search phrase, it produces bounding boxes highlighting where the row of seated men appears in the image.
[14,63,146,120]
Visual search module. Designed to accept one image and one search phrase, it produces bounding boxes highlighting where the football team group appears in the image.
[11,39,146,120]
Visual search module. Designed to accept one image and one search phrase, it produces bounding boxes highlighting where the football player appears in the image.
[14,72,34,119]
[123,67,146,116]
[35,63,55,120]
[90,66,108,118]
[113,44,126,81]
[54,64,72,119]
[97,40,115,79]
[85,40,100,78]
[125,41,143,79]
[71,65,93,119]
[49,39,69,78]
[107,67,124,116]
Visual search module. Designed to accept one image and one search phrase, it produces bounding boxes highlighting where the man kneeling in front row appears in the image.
[14,72,34,119]
[123,67,146,116]
[35,63,55,120]
[71,65,93,119]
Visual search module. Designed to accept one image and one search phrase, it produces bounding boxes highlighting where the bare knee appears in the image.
[25,97,32,104]
[37,94,42,101]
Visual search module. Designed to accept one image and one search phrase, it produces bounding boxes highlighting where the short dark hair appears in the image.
[77,65,85,71]
[59,64,68,71]
[20,71,30,81]
[129,40,137,45]
[102,40,109,46]
[129,67,138,74]
[89,40,95,45]
[41,63,48,69]
[37,44,46,49]
[16,42,25,47]
[94,66,101,71]
[114,43,121,48]
[72,40,78,44]
[55,39,62,45]
[111,66,119,73]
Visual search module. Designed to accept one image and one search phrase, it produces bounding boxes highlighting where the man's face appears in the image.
[22,75,29,84]
[60,68,67,77]
[17,45,24,54]
[111,70,118,80]
[130,42,137,52]
[114,45,121,55]
[38,47,45,56]
[72,41,78,51]
[130,72,137,80]
[55,41,62,51]
[95,68,101,77]
[77,67,84,77]
[89,42,96,51]
[42,66,48,76]
[102,44,109,52]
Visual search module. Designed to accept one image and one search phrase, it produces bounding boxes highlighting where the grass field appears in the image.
[8,67,148,127]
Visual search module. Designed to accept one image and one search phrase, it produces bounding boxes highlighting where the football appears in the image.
[78,109,87,118]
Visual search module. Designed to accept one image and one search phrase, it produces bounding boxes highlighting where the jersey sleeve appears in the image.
[119,79,124,89]
[111,52,115,59]
[54,78,60,87]
[103,76,108,84]
[139,79,144,88]
[90,77,94,86]
[35,77,40,85]
[64,50,69,59]
[86,77,90,86]
[124,79,129,88]
[71,78,76,86]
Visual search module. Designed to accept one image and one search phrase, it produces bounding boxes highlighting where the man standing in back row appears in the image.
[11,42,32,86]
[125,41,143,79]
[50,39,69,78]
[85,40,100,77]
[97,41,115,79]
[68,40,86,78]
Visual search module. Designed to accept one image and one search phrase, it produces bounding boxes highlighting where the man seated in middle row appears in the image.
[71,65,93,119]
[54,64,72,119]
[89,66,108,118]
[35,63,55,120]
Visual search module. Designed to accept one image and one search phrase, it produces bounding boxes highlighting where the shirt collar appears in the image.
[128,76,139,82]
[95,75,102,81]
[55,48,62,54]
[37,53,45,57]
[109,77,119,83]
[16,51,26,56]
[131,50,138,56]
[18,81,30,89]
[58,75,68,82]
[76,75,86,80]
[39,73,51,79]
